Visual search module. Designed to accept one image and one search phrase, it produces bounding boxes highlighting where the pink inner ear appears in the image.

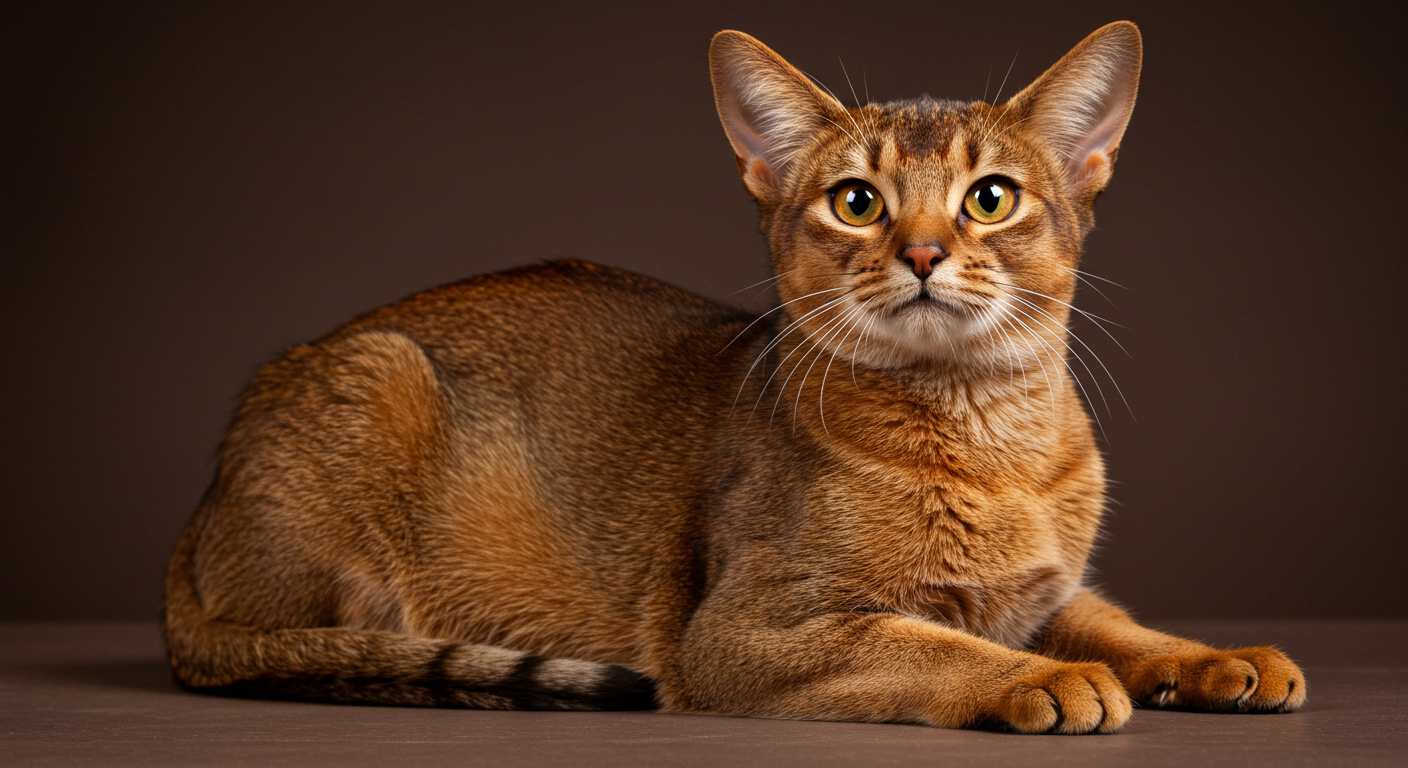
[1008,24,1140,191]
[725,103,774,168]
[1078,150,1110,183]
[743,158,778,196]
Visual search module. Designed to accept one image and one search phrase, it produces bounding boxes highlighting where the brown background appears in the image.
[4,1,1404,621]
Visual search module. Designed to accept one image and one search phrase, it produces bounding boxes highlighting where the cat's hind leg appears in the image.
[163,329,655,711]
[167,531,654,710]
[167,533,654,710]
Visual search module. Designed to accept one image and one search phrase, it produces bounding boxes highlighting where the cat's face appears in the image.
[712,25,1140,373]
[767,98,1085,369]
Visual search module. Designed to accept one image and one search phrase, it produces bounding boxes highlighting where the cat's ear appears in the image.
[1005,21,1142,201]
[710,31,849,204]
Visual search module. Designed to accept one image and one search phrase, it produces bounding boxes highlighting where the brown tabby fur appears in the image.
[165,22,1306,733]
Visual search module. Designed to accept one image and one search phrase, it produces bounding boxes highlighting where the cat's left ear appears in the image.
[1006,21,1142,204]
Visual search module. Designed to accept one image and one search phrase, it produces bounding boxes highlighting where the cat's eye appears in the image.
[831,181,885,227]
[963,178,1018,224]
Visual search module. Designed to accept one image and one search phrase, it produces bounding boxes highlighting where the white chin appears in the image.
[857,304,980,367]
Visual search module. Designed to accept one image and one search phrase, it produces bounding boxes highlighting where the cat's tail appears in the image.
[163,490,657,711]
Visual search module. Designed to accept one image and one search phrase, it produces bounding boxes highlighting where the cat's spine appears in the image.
[163,488,657,711]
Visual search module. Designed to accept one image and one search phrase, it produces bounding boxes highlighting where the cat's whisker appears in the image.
[837,55,860,106]
[995,282,1131,356]
[1007,293,1135,420]
[758,348,808,423]
[1002,283,1112,320]
[985,307,1019,377]
[746,293,857,418]
[757,330,823,423]
[1004,335,1030,409]
[765,301,856,427]
[880,330,902,370]
[794,308,860,432]
[969,304,1004,383]
[771,298,864,428]
[719,286,850,357]
[747,283,783,304]
[816,298,875,434]
[975,53,1020,145]
[861,316,881,369]
[1062,266,1118,307]
[1064,266,1128,291]
[1004,295,1114,419]
[807,66,873,148]
[815,113,867,156]
[726,270,791,298]
[837,55,867,118]
[976,108,1000,146]
[1011,307,1100,434]
[993,51,1019,105]
[1005,315,1059,421]
[1004,301,1108,438]
[851,307,881,388]
[979,304,1025,401]
[733,291,856,416]
[988,115,1035,144]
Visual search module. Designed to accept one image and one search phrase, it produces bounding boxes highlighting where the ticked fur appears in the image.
[166,23,1306,733]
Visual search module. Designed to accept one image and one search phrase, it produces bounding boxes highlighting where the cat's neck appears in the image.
[752,330,1085,477]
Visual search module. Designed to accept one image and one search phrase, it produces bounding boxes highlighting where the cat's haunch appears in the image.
[164,22,1305,733]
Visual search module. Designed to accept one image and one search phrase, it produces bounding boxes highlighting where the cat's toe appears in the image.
[1227,647,1306,712]
[1188,655,1259,710]
[1130,647,1306,713]
[997,662,1131,734]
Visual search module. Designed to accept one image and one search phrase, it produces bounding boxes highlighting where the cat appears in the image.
[164,21,1306,733]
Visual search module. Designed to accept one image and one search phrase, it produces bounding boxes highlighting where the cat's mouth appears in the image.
[897,293,964,317]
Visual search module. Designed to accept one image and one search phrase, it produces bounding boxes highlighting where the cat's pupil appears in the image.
[847,189,874,215]
[977,185,1003,214]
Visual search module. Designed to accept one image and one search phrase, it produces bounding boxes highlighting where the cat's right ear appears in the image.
[710,31,848,205]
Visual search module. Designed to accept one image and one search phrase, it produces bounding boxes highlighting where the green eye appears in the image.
[832,181,885,226]
[963,178,1017,224]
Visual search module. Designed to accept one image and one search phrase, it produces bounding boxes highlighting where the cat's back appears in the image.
[227,258,762,523]
[230,259,760,462]
[227,259,756,464]
[340,260,748,370]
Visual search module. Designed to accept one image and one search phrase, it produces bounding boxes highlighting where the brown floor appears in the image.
[3,620,1405,767]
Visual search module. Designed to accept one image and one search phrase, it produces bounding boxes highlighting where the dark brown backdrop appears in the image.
[4,1,1404,620]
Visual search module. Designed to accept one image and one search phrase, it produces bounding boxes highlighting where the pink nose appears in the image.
[899,245,946,280]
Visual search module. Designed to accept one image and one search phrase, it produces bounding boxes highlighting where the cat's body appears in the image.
[166,23,1306,732]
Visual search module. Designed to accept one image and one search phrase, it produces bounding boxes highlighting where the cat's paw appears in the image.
[992,661,1132,734]
[1127,646,1306,713]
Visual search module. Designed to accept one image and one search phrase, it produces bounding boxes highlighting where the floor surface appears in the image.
[3,620,1405,767]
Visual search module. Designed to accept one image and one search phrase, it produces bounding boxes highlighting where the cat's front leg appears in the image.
[1031,590,1307,713]
[660,577,1132,733]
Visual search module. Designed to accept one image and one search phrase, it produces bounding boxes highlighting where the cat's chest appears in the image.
[828,462,1097,647]
[788,379,1103,645]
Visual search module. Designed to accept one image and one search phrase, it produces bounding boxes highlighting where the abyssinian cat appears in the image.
[165,22,1306,733]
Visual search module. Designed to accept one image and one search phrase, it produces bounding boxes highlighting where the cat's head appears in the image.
[710,23,1140,372]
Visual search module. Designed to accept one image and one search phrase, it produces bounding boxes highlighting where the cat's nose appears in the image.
[899,245,946,280]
